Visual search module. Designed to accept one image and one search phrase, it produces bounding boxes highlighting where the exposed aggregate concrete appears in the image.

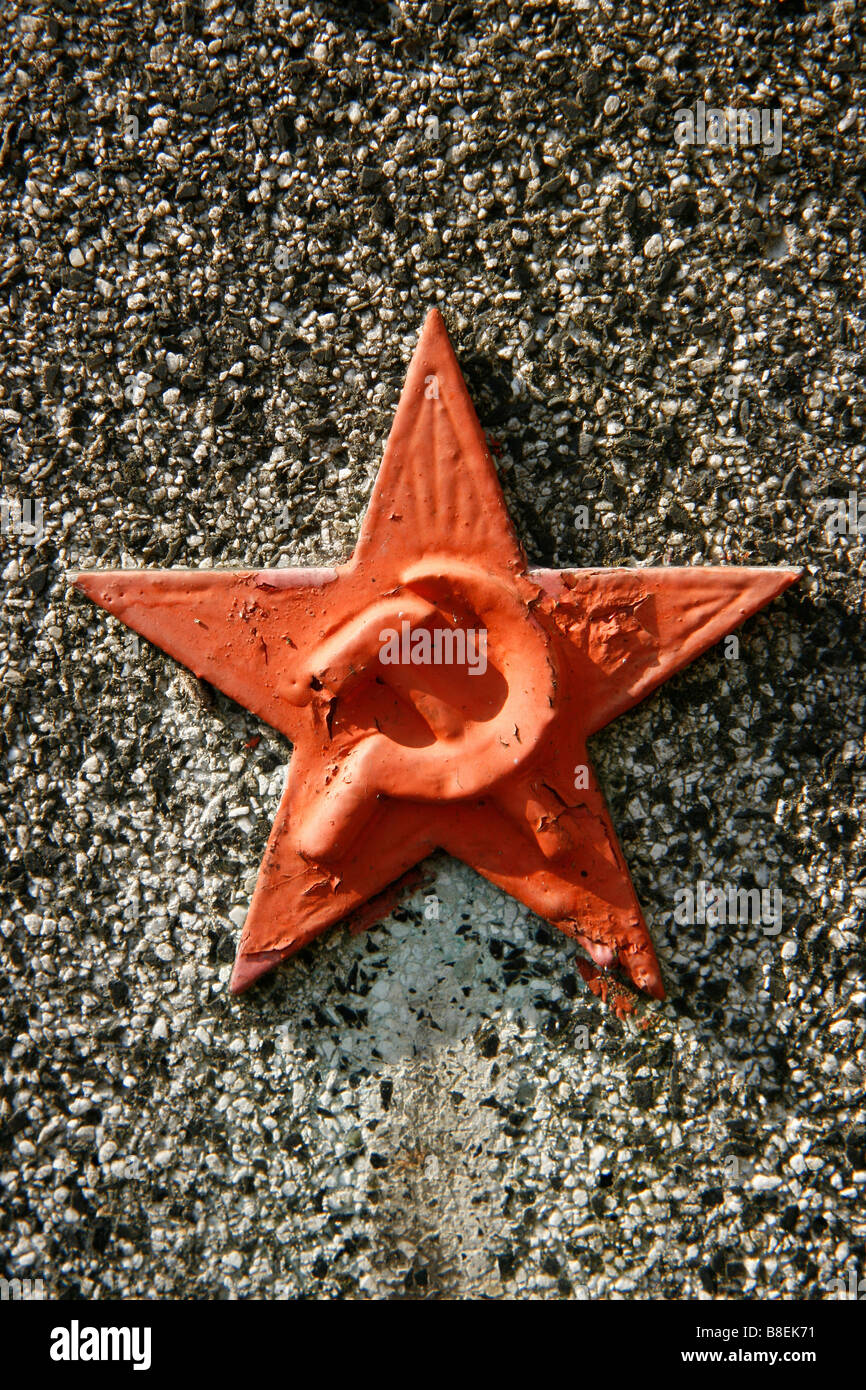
[0,0,864,1299]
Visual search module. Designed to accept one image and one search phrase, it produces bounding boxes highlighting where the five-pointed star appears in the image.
[73,309,799,1000]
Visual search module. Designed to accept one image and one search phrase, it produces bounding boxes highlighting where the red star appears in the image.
[73,310,800,1000]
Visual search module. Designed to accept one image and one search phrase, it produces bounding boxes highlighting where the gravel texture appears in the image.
[1,0,865,1300]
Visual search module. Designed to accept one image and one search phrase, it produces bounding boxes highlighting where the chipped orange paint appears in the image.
[71,309,800,1003]
[577,959,640,1021]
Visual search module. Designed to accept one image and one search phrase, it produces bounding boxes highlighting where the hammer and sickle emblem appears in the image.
[294,560,558,863]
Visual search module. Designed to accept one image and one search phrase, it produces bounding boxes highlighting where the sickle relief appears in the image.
[292,559,559,864]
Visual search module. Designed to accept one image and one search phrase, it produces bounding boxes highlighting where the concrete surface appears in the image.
[1,0,864,1299]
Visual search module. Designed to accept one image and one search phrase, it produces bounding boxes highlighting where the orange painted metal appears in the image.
[73,309,800,1000]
